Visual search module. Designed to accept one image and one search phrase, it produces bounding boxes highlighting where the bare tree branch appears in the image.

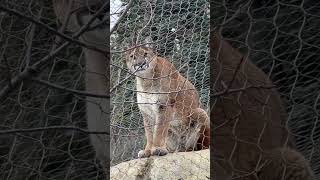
[24,7,42,67]
[135,0,154,44]
[118,86,197,94]
[0,126,109,135]
[110,62,188,93]
[212,85,276,98]
[2,54,12,88]
[110,0,133,34]
[0,2,109,101]
[226,56,245,89]
[0,5,107,54]
[51,0,74,51]
[31,78,110,99]
[111,42,156,53]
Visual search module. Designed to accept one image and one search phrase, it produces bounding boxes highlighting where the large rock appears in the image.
[110,150,210,180]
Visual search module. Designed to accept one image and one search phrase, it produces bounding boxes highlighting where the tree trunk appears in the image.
[52,0,109,170]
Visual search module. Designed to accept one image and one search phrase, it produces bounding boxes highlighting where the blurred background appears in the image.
[212,0,320,179]
[0,0,106,179]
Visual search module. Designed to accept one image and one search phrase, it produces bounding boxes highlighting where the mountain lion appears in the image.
[124,46,210,158]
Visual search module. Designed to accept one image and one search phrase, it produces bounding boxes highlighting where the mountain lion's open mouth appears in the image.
[133,61,149,71]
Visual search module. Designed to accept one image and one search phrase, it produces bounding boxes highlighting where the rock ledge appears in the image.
[111,149,210,180]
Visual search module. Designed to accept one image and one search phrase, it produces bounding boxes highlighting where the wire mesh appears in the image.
[110,0,210,176]
[0,0,107,179]
[212,0,320,179]
[1,0,319,179]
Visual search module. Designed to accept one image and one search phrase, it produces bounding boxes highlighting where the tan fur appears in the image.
[211,31,314,179]
[125,47,210,157]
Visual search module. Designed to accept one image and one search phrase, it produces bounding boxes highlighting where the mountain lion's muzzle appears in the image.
[133,61,149,71]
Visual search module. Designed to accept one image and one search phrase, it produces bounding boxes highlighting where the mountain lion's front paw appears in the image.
[138,149,151,158]
[151,147,168,156]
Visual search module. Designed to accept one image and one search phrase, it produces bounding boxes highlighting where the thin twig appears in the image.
[111,42,156,53]
[31,78,110,99]
[0,126,109,135]
[110,0,133,34]
[51,0,74,51]
[111,61,187,80]
[0,5,106,54]
[111,2,208,53]
[0,2,109,101]
[212,85,276,98]
[110,61,147,93]
[118,86,196,94]
[226,56,245,90]
[3,54,12,88]
[25,7,42,67]
[136,0,154,44]
[110,74,133,93]
[110,56,188,93]
[212,3,247,31]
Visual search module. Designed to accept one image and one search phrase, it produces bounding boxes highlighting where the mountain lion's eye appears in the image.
[190,121,195,127]
[130,55,134,58]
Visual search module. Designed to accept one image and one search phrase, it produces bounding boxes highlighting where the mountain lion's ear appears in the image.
[143,36,153,48]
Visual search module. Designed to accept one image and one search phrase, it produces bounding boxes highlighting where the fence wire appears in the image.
[0,0,107,179]
[1,0,319,179]
[110,0,210,174]
[212,0,320,179]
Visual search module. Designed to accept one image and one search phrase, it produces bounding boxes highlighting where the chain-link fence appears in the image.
[212,0,320,179]
[110,0,210,171]
[0,0,107,179]
[1,0,320,179]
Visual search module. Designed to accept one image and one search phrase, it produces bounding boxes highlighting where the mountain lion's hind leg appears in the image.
[190,108,210,150]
